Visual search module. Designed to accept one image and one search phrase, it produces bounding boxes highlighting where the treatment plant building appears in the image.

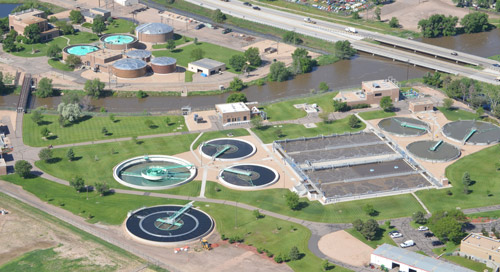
[188,58,226,76]
[334,79,400,107]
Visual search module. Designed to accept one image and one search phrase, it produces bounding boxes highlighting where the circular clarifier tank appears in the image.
[100,34,138,50]
[219,164,279,190]
[442,120,500,145]
[406,140,461,162]
[378,117,430,137]
[125,204,214,246]
[199,138,256,161]
[63,44,99,56]
[113,155,197,190]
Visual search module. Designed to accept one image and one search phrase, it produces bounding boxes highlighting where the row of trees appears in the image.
[229,47,262,72]
[418,12,491,38]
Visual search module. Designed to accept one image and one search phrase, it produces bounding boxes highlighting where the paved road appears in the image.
[183,0,500,85]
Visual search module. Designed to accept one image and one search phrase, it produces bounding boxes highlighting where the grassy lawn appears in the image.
[467,210,500,219]
[432,242,459,255]
[152,34,191,49]
[262,92,338,121]
[345,227,397,249]
[185,70,194,82]
[23,114,186,147]
[152,42,244,73]
[35,133,202,193]
[416,144,500,213]
[253,115,365,144]
[489,55,500,62]
[358,110,396,120]
[441,255,492,272]
[48,58,74,72]
[206,182,425,223]
[438,107,478,121]
[104,19,136,34]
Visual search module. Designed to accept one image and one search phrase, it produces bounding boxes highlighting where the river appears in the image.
[0,3,20,18]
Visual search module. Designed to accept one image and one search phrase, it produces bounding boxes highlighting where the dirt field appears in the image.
[0,192,144,271]
[380,0,497,31]
[317,230,373,267]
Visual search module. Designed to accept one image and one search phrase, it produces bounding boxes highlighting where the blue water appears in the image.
[104,35,134,44]
[0,4,21,18]
[67,45,99,56]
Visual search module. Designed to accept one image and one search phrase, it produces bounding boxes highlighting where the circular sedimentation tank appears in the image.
[100,34,138,50]
[113,155,197,190]
[442,120,500,145]
[135,22,174,43]
[406,140,461,162]
[125,205,214,245]
[126,49,152,62]
[199,138,256,161]
[151,57,177,74]
[219,164,279,190]
[112,58,147,78]
[378,117,430,137]
[63,44,99,56]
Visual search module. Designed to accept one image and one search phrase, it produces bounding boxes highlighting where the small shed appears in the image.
[188,58,226,76]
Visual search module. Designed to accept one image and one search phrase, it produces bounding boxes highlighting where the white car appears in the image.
[400,240,415,248]
[389,231,403,238]
[418,226,429,231]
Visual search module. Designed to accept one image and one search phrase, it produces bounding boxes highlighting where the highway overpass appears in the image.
[185,0,500,85]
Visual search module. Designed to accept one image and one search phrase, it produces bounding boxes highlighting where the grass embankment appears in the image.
[48,58,74,71]
[488,55,500,62]
[252,115,365,144]
[10,32,99,58]
[23,114,186,147]
[358,110,396,120]
[205,182,425,223]
[1,176,348,271]
[104,19,136,34]
[345,227,397,248]
[262,92,338,121]
[152,42,244,73]
[416,144,500,212]
[438,107,478,121]
[441,255,492,272]
[152,34,191,49]
[185,71,194,82]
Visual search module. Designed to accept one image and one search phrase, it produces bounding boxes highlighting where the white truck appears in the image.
[345,27,357,33]
[304,17,316,24]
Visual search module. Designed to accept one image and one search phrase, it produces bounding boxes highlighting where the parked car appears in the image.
[424,232,434,238]
[451,52,458,56]
[418,226,429,231]
[389,231,403,239]
[222,28,232,34]
[400,240,415,248]
[253,6,261,10]
[194,24,205,30]
[243,2,252,6]
[431,240,444,246]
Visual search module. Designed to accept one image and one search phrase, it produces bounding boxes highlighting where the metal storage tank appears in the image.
[112,58,147,78]
[151,57,177,74]
[135,22,174,43]
[126,49,152,62]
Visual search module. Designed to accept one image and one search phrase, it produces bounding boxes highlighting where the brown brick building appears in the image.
[215,102,251,126]
[460,233,500,267]
[409,99,434,112]
[334,79,400,107]
[9,9,59,41]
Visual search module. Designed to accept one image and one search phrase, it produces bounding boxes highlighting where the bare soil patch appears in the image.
[318,230,373,267]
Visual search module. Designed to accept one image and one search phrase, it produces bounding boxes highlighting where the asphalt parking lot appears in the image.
[389,218,445,256]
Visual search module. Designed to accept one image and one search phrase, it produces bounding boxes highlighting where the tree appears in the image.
[253,209,262,219]
[164,117,171,126]
[70,176,85,192]
[38,148,53,162]
[244,47,261,67]
[2,36,17,52]
[418,14,458,38]
[319,82,329,92]
[291,48,314,75]
[166,39,176,51]
[58,114,65,127]
[67,148,75,161]
[23,24,41,44]
[461,12,490,34]
[423,72,443,87]
[380,96,393,112]
[15,160,32,178]
[285,191,300,210]
[193,37,198,45]
[190,48,205,61]
[57,102,81,122]
[334,40,357,60]
[282,31,302,44]
[289,246,300,261]
[92,15,106,35]
[476,107,484,118]
[429,210,467,244]
[333,100,349,112]
[375,7,381,21]
[46,44,61,59]
[348,115,359,128]
[94,182,109,196]
[229,77,245,91]
[84,78,105,98]
[268,61,291,82]
[360,219,379,240]
[109,113,115,123]
[462,172,472,186]
[275,128,283,138]
[144,119,155,128]
[251,116,262,129]
[363,204,377,216]
[35,78,54,98]
[211,8,226,23]
[412,211,427,225]
[226,93,247,103]
[389,17,399,28]
[322,260,332,271]
[443,98,454,109]
[31,109,43,125]
[352,11,361,20]
[56,21,75,35]
[40,127,50,138]
[101,127,108,135]
[229,55,246,72]
[65,54,81,68]
[69,10,84,24]
[353,219,364,231]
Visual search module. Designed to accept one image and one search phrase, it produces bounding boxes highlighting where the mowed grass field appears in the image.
[152,42,244,73]
[416,144,500,212]
[104,19,136,34]
[205,182,425,223]
[262,92,338,121]
[252,115,365,144]
[358,110,396,120]
[438,107,478,121]
[23,114,186,147]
